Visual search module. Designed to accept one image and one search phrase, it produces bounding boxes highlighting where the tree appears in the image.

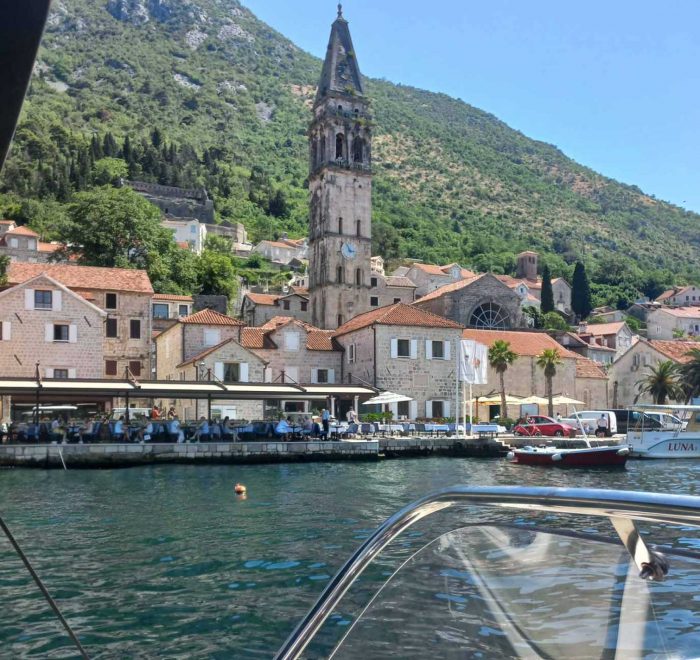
[678,348,700,402]
[93,158,128,186]
[636,360,684,405]
[197,250,238,300]
[572,261,593,320]
[540,264,554,313]
[536,349,562,417]
[0,255,9,286]
[542,311,569,331]
[488,340,518,419]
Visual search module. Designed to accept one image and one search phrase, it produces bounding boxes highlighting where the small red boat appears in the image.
[507,445,630,468]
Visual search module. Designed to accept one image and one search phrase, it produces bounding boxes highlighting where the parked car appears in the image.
[561,411,618,436]
[643,412,687,431]
[513,415,577,438]
[607,410,663,434]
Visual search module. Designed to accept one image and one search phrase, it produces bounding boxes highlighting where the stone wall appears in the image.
[155,325,184,380]
[610,342,668,408]
[194,295,229,315]
[575,376,609,410]
[183,324,242,363]
[369,276,415,308]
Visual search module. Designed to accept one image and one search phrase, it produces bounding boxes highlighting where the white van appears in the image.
[644,412,687,431]
[560,411,618,436]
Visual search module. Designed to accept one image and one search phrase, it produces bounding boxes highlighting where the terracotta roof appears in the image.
[647,340,698,364]
[261,317,340,351]
[291,286,309,296]
[462,329,579,359]
[414,274,486,302]
[258,240,301,250]
[655,287,697,303]
[180,309,244,326]
[177,242,190,250]
[384,275,417,288]
[654,306,700,318]
[495,274,542,290]
[5,225,39,237]
[37,242,63,253]
[0,219,15,226]
[411,263,451,276]
[576,358,607,379]
[441,263,477,278]
[7,262,153,293]
[581,321,628,336]
[241,327,274,349]
[245,292,281,306]
[177,338,236,368]
[152,293,194,302]
[334,303,463,337]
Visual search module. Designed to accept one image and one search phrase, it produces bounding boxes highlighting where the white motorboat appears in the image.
[628,404,700,459]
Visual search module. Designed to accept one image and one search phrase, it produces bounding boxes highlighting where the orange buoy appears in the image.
[234,483,247,495]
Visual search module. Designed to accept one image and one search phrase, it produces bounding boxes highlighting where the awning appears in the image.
[362,392,413,406]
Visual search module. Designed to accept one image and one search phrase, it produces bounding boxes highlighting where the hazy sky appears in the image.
[242,0,700,213]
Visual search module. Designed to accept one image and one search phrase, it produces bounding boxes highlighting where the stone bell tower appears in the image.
[308,4,373,330]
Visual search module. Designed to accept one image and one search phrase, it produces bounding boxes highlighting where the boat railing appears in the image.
[274,486,700,660]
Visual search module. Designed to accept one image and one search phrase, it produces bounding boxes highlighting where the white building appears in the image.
[647,307,700,340]
[162,218,207,255]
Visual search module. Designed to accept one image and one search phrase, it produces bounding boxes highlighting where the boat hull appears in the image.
[628,432,700,459]
[509,446,629,468]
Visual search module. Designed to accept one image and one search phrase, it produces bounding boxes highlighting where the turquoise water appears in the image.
[1,458,699,657]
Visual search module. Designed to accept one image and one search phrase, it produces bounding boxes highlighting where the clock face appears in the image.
[341,242,357,260]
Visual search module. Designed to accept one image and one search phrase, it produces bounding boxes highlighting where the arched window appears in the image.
[337,266,344,283]
[338,217,343,234]
[353,138,364,163]
[355,268,362,286]
[469,303,509,330]
[320,136,326,164]
[356,219,362,237]
[335,133,345,159]
[337,314,344,327]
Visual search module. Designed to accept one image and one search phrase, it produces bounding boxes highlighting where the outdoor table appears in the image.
[378,424,406,435]
[424,424,450,436]
[330,423,346,440]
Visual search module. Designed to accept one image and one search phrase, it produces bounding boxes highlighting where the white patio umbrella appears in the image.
[519,395,549,406]
[551,395,585,406]
[362,392,413,406]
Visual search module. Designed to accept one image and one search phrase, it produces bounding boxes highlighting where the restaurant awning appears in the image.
[0,378,378,401]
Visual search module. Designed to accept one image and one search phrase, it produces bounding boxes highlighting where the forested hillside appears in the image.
[1,0,698,307]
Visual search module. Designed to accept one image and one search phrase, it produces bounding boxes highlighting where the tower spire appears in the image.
[337,3,343,19]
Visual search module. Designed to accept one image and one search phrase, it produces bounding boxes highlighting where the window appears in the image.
[370,296,379,307]
[337,315,344,327]
[432,341,445,359]
[9,237,18,248]
[190,224,197,234]
[0,322,7,341]
[284,332,300,351]
[105,360,118,376]
[34,290,52,310]
[105,293,118,310]
[283,300,290,311]
[128,361,142,378]
[53,324,69,342]
[469,303,509,330]
[393,298,401,304]
[27,239,36,250]
[130,319,141,340]
[397,339,410,358]
[397,401,410,418]
[356,219,362,236]
[106,318,118,338]
[53,369,69,380]
[335,133,345,159]
[337,266,344,283]
[370,277,377,288]
[178,304,189,317]
[353,138,364,163]
[338,217,343,234]
[348,343,356,363]
[316,369,329,384]
[224,363,241,383]
[355,268,362,286]
[204,329,221,347]
[432,401,445,418]
[153,303,169,319]
[301,301,308,312]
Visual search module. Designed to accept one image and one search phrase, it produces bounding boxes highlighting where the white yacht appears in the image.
[627,404,700,459]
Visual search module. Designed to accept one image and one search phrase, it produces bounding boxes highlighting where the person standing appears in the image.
[596,413,609,438]
[321,408,330,438]
[346,408,358,425]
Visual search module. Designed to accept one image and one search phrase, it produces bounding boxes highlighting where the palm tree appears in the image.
[488,340,518,420]
[677,348,700,402]
[536,349,562,417]
[635,360,684,405]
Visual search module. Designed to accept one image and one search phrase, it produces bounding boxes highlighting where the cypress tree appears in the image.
[103,132,119,158]
[540,264,555,313]
[572,261,593,320]
[90,134,103,160]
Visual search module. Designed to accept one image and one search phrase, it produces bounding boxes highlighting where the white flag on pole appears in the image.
[460,340,488,385]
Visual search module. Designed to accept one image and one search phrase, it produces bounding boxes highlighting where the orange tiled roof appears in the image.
[655,287,695,302]
[258,240,301,250]
[581,321,628,336]
[37,242,63,253]
[5,225,39,237]
[655,306,700,318]
[261,316,340,351]
[384,275,417,288]
[576,358,607,379]
[334,303,463,337]
[246,292,281,306]
[7,262,153,293]
[152,293,194,302]
[240,327,274,349]
[647,340,698,364]
[0,219,15,226]
[414,274,486,302]
[462,329,579,359]
[180,309,244,326]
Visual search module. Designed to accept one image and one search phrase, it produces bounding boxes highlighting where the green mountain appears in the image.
[2,0,698,305]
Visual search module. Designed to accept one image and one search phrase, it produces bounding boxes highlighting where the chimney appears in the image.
[578,322,589,335]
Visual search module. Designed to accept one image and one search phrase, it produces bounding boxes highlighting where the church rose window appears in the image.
[469,302,509,330]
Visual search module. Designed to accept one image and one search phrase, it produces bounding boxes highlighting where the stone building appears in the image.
[647,306,700,340]
[240,291,310,327]
[401,262,477,298]
[333,304,464,420]
[6,262,153,379]
[152,294,194,334]
[610,339,696,408]
[655,286,700,306]
[0,273,105,379]
[127,181,215,224]
[368,274,417,308]
[577,321,635,360]
[253,238,308,266]
[0,220,64,263]
[413,273,524,329]
[308,7,373,329]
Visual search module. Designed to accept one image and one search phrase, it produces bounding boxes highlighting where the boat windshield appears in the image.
[323,524,700,659]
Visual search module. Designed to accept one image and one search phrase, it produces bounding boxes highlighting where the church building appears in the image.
[308,6,373,329]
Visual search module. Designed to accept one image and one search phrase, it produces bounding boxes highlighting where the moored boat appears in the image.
[628,405,700,459]
[507,444,630,467]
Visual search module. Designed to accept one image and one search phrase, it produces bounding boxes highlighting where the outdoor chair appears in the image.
[343,423,359,439]
[414,423,426,437]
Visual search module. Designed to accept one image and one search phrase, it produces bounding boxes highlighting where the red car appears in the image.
[513,415,577,438]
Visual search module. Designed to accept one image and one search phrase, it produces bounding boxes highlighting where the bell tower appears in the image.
[309,4,373,330]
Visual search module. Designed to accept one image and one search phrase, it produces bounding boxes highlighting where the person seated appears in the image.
[167,416,185,443]
[50,417,65,444]
[222,417,238,442]
[135,419,154,443]
[113,416,131,443]
[275,418,291,441]
[167,406,177,420]
[79,417,95,444]
[151,405,161,421]
[193,417,210,443]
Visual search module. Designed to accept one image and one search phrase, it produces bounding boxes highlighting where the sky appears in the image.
[242,0,700,213]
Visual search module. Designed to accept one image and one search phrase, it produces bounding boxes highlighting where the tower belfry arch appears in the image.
[308,7,373,329]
